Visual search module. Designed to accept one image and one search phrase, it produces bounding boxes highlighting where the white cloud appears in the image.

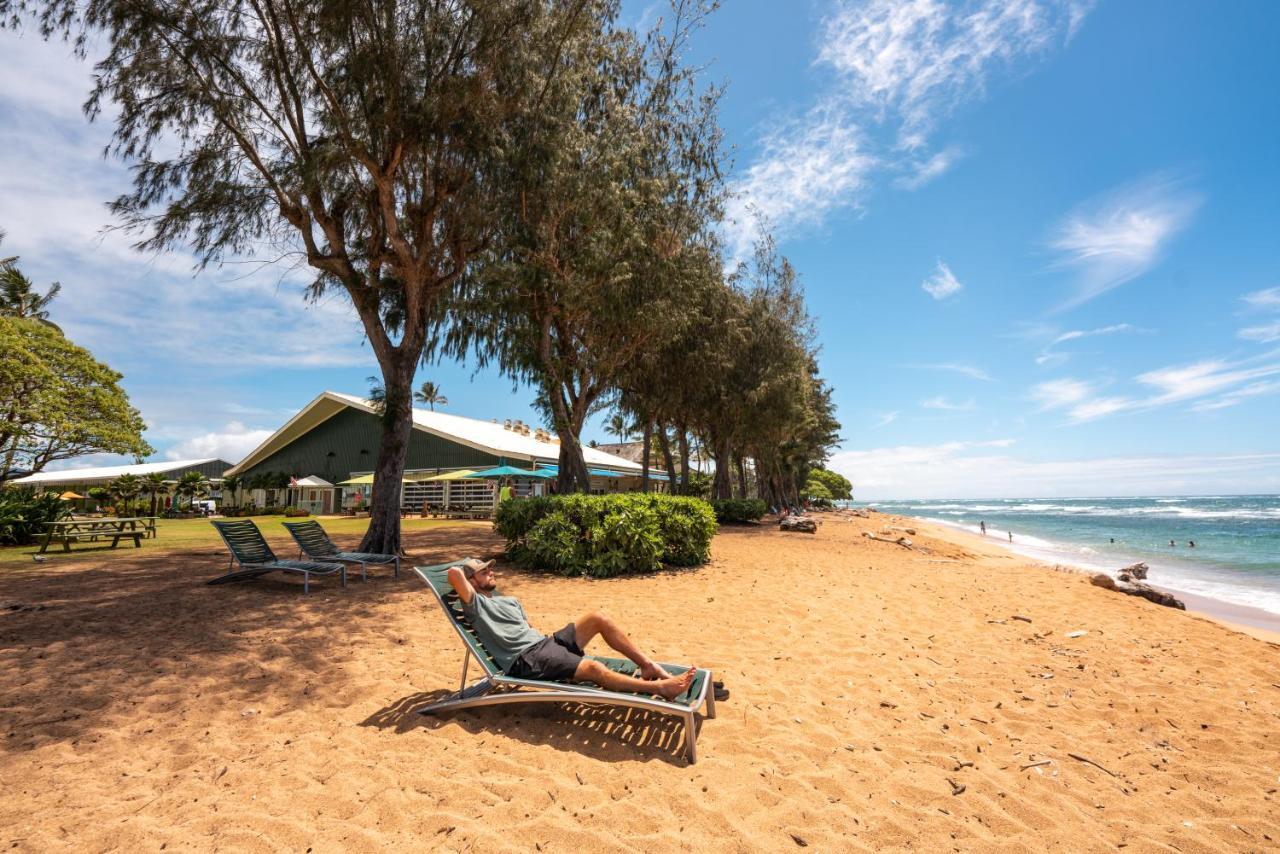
[1030,353,1280,422]
[922,260,963,299]
[872,411,900,429]
[1035,322,1143,365]
[1048,173,1200,310]
[163,422,274,465]
[725,0,1088,257]
[1242,286,1280,311]
[915,363,993,381]
[1237,286,1280,343]
[1029,377,1094,410]
[896,146,964,189]
[1239,322,1280,344]
[828,440,1280,499]
[921,395,976,411]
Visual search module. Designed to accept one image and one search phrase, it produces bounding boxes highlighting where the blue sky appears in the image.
[3,0,1279,498]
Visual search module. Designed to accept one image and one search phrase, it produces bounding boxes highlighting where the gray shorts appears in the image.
[507,623,584,682]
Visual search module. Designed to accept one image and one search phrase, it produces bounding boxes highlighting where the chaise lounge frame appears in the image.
[283,519,401,580]
[210,519,347,594]
[413,562,715,763]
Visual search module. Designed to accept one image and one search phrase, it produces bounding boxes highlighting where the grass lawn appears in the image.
[0,515,472,567]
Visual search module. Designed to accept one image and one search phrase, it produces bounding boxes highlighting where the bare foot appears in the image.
[653,666,697,700]
[639,661,672,680]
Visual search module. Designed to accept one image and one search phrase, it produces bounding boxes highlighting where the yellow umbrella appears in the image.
[59,491,85,500]
[420,469,479,481]
[338,474,375,485]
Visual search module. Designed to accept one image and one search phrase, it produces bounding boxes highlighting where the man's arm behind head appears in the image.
[446,565,476,605]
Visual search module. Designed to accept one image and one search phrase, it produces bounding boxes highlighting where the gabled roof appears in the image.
[224,391,642,477]
[8,458,228,486]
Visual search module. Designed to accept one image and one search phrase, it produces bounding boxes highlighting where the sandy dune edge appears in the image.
[1,515,1277,851]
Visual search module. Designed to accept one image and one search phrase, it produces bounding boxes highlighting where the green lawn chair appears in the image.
[283,519,401,580]
[413,562,715,763]
[209,520,346,594]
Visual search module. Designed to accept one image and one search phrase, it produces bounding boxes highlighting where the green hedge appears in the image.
[493,493,717,577]
[710,498,767,524]
[0,488,70,546]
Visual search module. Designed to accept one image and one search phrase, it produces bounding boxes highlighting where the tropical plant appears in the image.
[709,498,766,524]
[110,473,143,516]
[143,471,169,516]
[0,317,152,478]
[0,487,70,545]
[219,475,240,512]
[0,235,61,331]
[605,413,632,443]
[175,471,211,510]
[493,493,716,577]
[366,377,386,414]
[806,468,852,501]
[413,381,447,411]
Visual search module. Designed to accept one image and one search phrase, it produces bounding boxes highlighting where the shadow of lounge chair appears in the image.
[283,519,401,580]
[209,519,346,594]
[413,562,715,763]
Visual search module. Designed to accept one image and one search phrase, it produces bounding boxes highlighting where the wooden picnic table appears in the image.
[39,517,159,554]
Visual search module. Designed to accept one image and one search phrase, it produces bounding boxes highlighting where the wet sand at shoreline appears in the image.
[2,514,1277,851]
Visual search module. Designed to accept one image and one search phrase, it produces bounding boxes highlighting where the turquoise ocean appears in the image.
[857,496,1280,619]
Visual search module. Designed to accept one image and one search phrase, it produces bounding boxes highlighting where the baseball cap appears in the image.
[456,558,495,579]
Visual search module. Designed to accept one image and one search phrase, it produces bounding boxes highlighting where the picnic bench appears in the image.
[40,517,158,553]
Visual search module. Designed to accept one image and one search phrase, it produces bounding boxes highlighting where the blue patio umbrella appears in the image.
[469,465,555,479]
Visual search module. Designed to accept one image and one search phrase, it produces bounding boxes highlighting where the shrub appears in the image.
[0,489,71,546]
[284,506,310,518]
[494,493,716,577]
[710,498,766,524]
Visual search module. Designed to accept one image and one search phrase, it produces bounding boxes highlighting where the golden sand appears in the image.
[2,514,1278,851]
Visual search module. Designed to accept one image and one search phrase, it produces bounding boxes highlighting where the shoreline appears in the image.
[906,514,1280,643]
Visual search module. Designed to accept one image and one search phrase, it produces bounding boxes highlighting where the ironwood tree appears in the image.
[4,0,621,552]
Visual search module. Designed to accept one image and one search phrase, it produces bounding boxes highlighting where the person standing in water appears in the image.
[1008,531,1013,543]
[980,521,987,536]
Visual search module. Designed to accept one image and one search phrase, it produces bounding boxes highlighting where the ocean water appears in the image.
[856,496,1280,618]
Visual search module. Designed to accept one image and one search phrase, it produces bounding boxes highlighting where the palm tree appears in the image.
[605,412,632,442]
[0,234,61,330]
[220,475,241,512]
[413,381,448,411]
[110,474,143,516]
[143,472,169,516]
[176,471,211,511]
[366,376,386,413]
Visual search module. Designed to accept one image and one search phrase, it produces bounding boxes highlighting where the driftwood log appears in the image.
[1090,572,1185,610]
[862,531,913,549]
[779,516,818,534]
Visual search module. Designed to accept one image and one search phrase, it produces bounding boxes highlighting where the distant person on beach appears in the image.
[980,521,987,536]
[1189,540,1195,548]
[1008,531,1013,543]
[446,558,696,699]
[1110,537,1115,544]
[1170,539,1176,547]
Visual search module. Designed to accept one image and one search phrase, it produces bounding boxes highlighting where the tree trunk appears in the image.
[656,424,677,492]
[641,419,653,494]
[734,452,748,499]
[711,437,733,499]
[677,424,691,492]
[359,363,415,555]
[555,434,591,494]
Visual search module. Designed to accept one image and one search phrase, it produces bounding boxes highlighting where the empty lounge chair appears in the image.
[283,519,401,580]
[209,519,346,594]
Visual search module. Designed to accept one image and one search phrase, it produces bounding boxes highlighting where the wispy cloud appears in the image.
[914,362,993,381]
[1031,352,1280,422]
[1035,322,1144,365]
[725,0,1090,257]
[921,395,976,411]
[872,411,900,429]
[1238,286,1280,343]
[828,440,1280,499]
[922,260,963,300]
[1048,173,1200,310]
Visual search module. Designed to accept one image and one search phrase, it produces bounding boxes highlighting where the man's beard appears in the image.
[474,578,497,592]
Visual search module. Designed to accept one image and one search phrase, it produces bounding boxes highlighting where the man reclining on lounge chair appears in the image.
[447,559,696,700]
